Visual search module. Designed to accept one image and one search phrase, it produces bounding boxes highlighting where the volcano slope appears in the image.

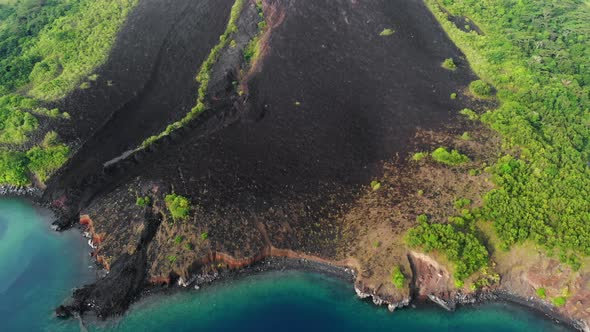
[44,0,590,329]
[50,0,493,318]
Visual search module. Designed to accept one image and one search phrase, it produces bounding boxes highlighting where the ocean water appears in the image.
[0,198,572,332]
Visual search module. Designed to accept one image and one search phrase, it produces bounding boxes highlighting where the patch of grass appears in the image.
[536,287,546,299]
[167,255,177,264]
[201,232,209,240]
[370,180,382,191]
[431,147,470,166]
[174,235,184,245]
[136,196,150,207]
[379,28,395,36]
[552,296,566,307]
[450,92,457,99]
[459,108,478,120]
[390,266,406,289]
[412,152,429,162]
[442,58,457,70]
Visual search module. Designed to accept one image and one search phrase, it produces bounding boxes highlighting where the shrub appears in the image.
[412,152,428,161]
[416,214,429,223]
[379,28,395,36]
[459,108,478,120]
[370,180,381,191]
[552,296,566,307]
[469,80,492,97]
[431,147,470,166]
[174,236,184,245]
[136,196,151,207]
[454,198,471,210]
[201,232,209,240]
[165,194,191,221]
[442,58,457,70]
[391,266,406,289]
[536,287,546,299]
[450,92,457,99]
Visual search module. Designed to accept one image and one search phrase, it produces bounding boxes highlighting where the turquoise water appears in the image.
[0,198,572,332]
[0,198,94,332]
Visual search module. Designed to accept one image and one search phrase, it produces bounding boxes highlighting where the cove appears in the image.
[0,198,572,331]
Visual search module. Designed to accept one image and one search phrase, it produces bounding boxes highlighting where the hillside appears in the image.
[0,0,589,330]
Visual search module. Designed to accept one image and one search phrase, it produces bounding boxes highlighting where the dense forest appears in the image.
[409,0,590,280]
[0,0,137,185]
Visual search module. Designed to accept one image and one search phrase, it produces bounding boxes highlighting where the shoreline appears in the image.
[93,253,585,332]
[0,195,585,331]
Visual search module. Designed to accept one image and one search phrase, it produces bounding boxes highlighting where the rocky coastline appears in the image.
[47,209,585,331]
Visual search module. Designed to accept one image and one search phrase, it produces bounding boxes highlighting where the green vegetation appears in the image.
[174,236,184,245]
[458,108,478,120]
[390,266,406,289]
[450,92,457,100]
[165,194,191,221]
[468,80,492,98]
[424,0,590,264]
[407,215,488,282]
[26,133,69,182]
[167,255,177,264]
[536,287,546,299]
[370,180,381,191]
[1,0,138,100]
[459,132,472,141]
[454,198,472,209]
[200,232,209,240]
[379,28,395,36]
[442,58,457,70]
[141,0,247,147]
[552,296,567,307]
[431,147,470,166]
[136,196,151,207]
[0,150,29,185]
[244,0,267,65]
[412,151,429,162]
[0,131,69,185]
[0,0,137,185]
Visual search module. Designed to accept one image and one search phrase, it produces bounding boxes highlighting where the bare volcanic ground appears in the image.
[44,0,236,210]
[49,0,524,322]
